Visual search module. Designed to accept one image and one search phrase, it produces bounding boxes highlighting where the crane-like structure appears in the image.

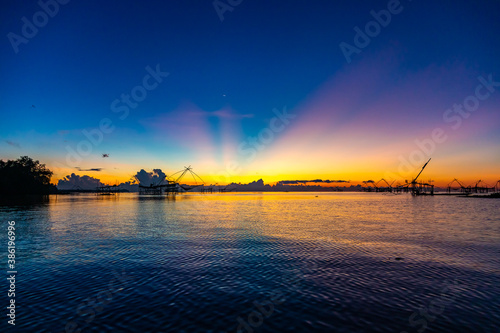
[446,178,471,194]
[412,158,430,183]
[168,166,205,191]
[375,178,394,192]
[474,180,492,194]
[394,158,434,195]
[409,158,434,195]
[137,166,205,195]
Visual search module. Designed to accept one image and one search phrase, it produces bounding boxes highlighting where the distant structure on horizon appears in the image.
[137,166,204,195]
[53,160,499,197]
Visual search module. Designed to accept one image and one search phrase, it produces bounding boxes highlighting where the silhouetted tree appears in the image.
[0,156,56,195]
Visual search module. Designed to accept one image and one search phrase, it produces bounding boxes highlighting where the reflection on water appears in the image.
[1,192,499,332]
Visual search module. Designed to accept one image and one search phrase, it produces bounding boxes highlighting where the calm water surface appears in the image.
[1,192,499,332]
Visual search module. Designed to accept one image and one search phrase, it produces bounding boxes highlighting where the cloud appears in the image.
[5,140,21,148]
[116,181,139,192]
[278,179,350,185]
[133,169,167,186]
[57,173,102,190]
[75,167,102,172]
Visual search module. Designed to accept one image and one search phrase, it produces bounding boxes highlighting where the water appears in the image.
[1,192,499,332]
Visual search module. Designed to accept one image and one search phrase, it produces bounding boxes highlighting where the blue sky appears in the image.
[1,0,499,185]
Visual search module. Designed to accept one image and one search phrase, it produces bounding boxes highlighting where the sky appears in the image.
[1,0,499,187]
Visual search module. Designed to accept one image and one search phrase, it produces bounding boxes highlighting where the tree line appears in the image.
[0,156,57,195]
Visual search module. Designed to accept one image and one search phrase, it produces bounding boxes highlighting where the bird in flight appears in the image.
[102,154,109,158]
[31,105,36,108]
